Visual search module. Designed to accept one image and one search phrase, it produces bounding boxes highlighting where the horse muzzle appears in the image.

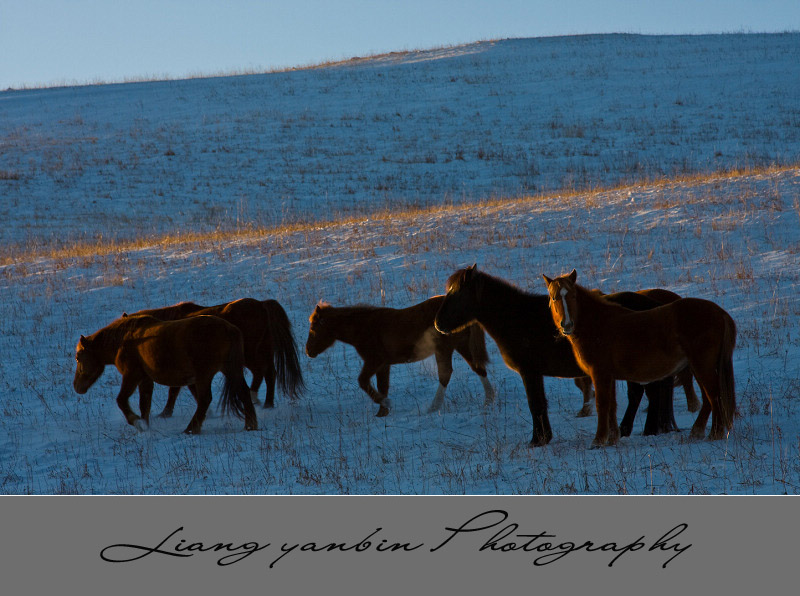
[560,322,575,336]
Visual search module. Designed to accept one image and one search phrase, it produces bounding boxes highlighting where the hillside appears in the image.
[2,33,799,251]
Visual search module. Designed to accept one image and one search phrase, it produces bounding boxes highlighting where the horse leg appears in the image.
[115,374,147,431]
[520,372,552,447]
[454,344,495,407]
[376,365,391,409]
[591,375,618,448]
[261,361,277,408]
[574,376,594,417]
[157,387,181,419]
[678,367,701,413]
[642,378,678,435]
[691,365,729,440]
[619,382,644,437]
[357,361,391,417]
[137,378,154,427]
[183,382,212,435]
[249,371,264,407]
[428,349,454,412]
[688,384,713,440]
[656,377,678,433]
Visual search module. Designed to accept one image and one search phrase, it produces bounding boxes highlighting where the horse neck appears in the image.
[321,307,372,347]
[90,319,141,363]
[473,274,540,326]
[572,285,616,338]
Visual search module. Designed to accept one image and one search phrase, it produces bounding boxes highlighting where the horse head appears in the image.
[305,301,336,358]
[435,264,482,334]
[542,269,578,336]
[73,334,106,394]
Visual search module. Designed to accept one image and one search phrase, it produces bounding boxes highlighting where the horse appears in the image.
[73,314,258,434]
[543,269,736,447]
[124,298,304,417]
[304,297,494,417]
[433,265,684,446]
[580,288,702,437]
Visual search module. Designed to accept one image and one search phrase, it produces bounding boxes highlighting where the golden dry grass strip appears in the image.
[2,162,796,269]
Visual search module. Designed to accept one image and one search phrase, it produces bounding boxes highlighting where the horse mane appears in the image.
[89,314,157,351]
[575,283,637,314]
[315,303,384,320]
[310,302,383,326]
[448,267,545,301]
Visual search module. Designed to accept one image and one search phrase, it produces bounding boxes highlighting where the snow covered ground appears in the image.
[1,34,799,494]
[2,33,799,249]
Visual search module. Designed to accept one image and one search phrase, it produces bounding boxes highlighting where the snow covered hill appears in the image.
[2,34,799,248]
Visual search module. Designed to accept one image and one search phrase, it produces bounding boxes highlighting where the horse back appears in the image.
[366,297,446,362]
[636,288,682,304]
[130,301,206,320]
[119,315,241,386]
[670,297,736,346]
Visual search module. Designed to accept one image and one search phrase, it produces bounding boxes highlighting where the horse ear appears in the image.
[122,312,128,318]
[464,263,477,282]
[470,263,477,271]
[542,274,553,286]
[568,269,577,283]
[79,335,88,347]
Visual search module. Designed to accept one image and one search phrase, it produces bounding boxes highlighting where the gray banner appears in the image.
[2,496,794,593]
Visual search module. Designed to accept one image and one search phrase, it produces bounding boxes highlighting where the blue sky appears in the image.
[2,0,799,89]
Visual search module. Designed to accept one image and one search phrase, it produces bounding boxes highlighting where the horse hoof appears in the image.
[262,402,275,409]
[376,406,390,417]
[134,419,148,432]
[156,412,172,419]
[576,406,593,418]
[619,425,632,437]
[183,427,200,435]
[689,427,706,440]
[245,424,258,431]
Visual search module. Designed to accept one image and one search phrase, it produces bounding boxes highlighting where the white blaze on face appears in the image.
[560,287,572,329]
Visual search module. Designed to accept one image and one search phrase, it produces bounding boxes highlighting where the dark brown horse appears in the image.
[305,297,494,416]
[543,269,736,447]
[73,314,258,434]
[125,298,304,417]
[433,265,684,446]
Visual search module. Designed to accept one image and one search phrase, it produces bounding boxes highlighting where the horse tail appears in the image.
[262,299,305,399]
[219,328,251,420]
[718,311,737,430]
[468,323,490,368]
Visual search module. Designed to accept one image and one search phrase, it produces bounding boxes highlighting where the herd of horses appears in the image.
[73,265,736,448]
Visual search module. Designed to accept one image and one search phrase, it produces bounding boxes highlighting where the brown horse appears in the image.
[304,297,494,417]
[579,288,701,435]
[543,269,736,447]
[125,298,304,417]
[73,314,258,434]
